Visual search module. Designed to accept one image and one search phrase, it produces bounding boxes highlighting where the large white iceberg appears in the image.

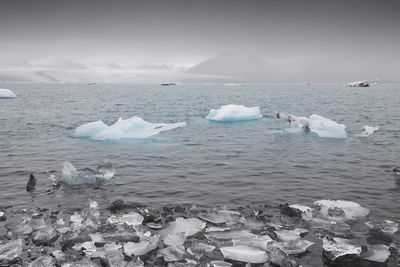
[0,89,17,99]
[287,114,347,138]
[73,116,186,140]
[206,104,262,122]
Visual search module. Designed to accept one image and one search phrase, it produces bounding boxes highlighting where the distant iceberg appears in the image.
[345,81,370,87]
[286,114,347,139]
[0,89,17,99]
[206,104,262,122]
[73,116,186,140]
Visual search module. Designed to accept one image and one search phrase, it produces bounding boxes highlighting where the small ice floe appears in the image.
[355,126,379,137]
[160,217,206,238]
[123,235,160,256]
[206,230,273,250]
[393,167,400,175]
[198,210,240,225]
[61,160,115,184]
[275,228,308,242]
[157,245,186,262]
[314,221,353,239]
[107,212,144,227]
[28,255,56,267]
[220,245,270,264]
[363,244,391,263]
[322,237,362,261]
[73,116,186,140]
[0,88,17,99]
[345,80,370,87]
[366,220,398,242]
[277,113,347,138]
[313,200,369,222]
[271,239,314,255]
[206,104,262,122]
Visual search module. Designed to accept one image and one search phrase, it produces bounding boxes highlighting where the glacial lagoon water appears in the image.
[0,83,399,222]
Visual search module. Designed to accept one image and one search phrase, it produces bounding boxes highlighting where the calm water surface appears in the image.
[0,83,399,220]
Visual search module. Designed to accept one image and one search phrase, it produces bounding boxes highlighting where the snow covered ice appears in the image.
[73,116,186,140]
[206,104,262,122]
[0,88,17,98]
[322,237,362,261]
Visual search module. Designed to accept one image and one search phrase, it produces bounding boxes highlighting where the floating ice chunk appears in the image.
[97,159,115,179]
[220,245,270,264]
[32,225,60,246]
[0,89,17,98]
[28,255,56,267]
[272,240,314,255]
[313,200,369,221]
[355,126,379,137]
[206,230,273,250]
[74,116,186,140]
[210,261,232,267]
[122,212,144,227]
[322,237,361,261]
[296,114,347,138]
[366,220,398,235]
[106,249,126,267]
[275,228,308,242]
[123,235,160,256]
[161,217,206,238]
[198,210,240,225]
[206,104,262,122]
[157,245,186,262]
[164,232,186,247]
[61,161,114,184]
[363,244,390,263]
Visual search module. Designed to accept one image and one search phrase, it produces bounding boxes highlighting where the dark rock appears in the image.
[280,203,302,218]
[26,173,37,192]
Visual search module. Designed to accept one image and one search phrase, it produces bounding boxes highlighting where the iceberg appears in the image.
[61,161,115,184]
[73,116,186,140]
[345,80,370,87]
[355,126,379,137]
[0,88,17,98]
[206,104,262,122]
[287,114,347,138]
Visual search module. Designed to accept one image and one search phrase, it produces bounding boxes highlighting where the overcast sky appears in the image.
[1,0,399,80]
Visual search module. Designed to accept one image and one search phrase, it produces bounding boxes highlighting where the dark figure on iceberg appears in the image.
[26,173,37,192]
